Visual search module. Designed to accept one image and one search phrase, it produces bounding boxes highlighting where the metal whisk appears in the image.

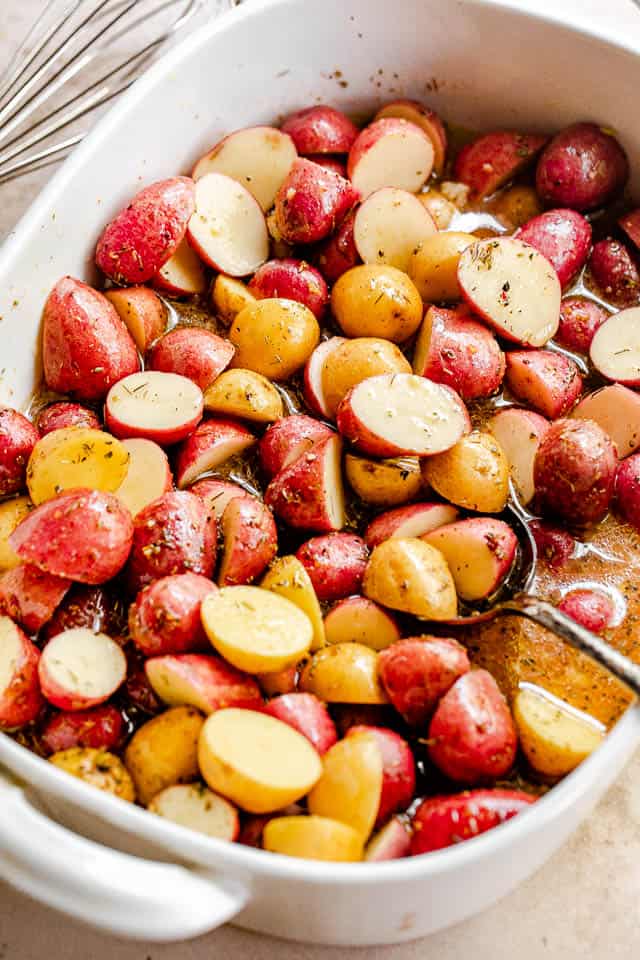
[0,0,234,185]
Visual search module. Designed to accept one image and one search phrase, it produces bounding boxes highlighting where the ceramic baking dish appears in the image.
[1,0,640,945]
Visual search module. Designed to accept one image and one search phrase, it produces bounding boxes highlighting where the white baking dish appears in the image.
[1,0,640,945]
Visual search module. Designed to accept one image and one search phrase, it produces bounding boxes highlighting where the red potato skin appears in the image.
[410,789,535,855]
[174,418,256,489]
[274,158,359,245]
[10,489,133,585]
[248,259,329,319]
[40,704,124,755]
[41,585,120,643]
[313,211,360,283]
[0,565,70,632]
[305,156,347,177]
[42,277,140,402]
[126,491,216,594]
[125,663,162,715]
[534,419,617,526]
[0,624,43,730]
[264,436,343,533]
[453,131,547,199]
[515,209,592,287]
[295,533,368,602]
[348,725,416,827]
[374,99,448,175]
[145,653,263,712]
[536,123,628,211]
[0,408,39,496]
[528,520,576,569]
[504,350,583,419]
[258,415,334,479]
[364,503,459,550]
[129,573,217,656]
[428,670,518,784]
[189,478,253,519]
[616,453,640,531]
[556,296,609,353]
[365,816,412,861]
[415,307,505,402]
[558,589,615,634]
[105,286,167,351]
[219,497,278,586]
[347,118,434,186]
[281,105,359,155]
[264,692,338,755]
[588,238,640,307]
[619,209,640,250]
[378,637,470,728]
[36,402,101,436]
[147,327,235,391]
[95,176,196,284]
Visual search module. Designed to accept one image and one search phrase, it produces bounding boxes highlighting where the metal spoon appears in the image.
[444,483,640,697]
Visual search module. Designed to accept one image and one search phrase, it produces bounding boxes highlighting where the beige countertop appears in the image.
[1,0,640,956]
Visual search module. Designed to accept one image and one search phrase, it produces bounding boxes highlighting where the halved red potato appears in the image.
[616,453,640,530]
[114,438,173,517]
[374,99,447,174]
[42,277,140,402]
[348,118,434,199]
[192,126,297,212]
[504,350,583,419]
[299,643,388,705]
[265,434,345,533]
[0,617,43,729]
[218,496,277,586]
[189,478,253,520]
[148,783,239,841]
[0,408,38,497]
[365,816,411,862]
[211,274,256,326]
[187,173,269,276]
[313,211,360,283]
[303,337,347,418]
[148,327,235,392]
[413,306,505,401]
[95,177,196,284]
[26,427,129,506]
[336,373,470,458]
[423,517,518,602]
[258,415,334,479]
[248,258,328,319]
[39,628,126,711]
[145,653,262,715]
[353,188,436,272]
[11,489,133,585]
[619,208,640,250]
[557,296,609,354]
[36,402,101,437]
[536,123,628,211]
[41,705,124,756]
[590,307,640,385]
[308,730,383,839]
[453,131,547,199]
[365,502,459,549]
[363,538,457,620]
[152,238,207,296]
[323,596,401,651]
[347,725,415,827]
[203,369,283,424]
[458,237,561,347]
[422,431,510,513]
[264,693,337,755]
[281,105,359,155]
[126,491,216,593]
[378,635,470,727]
[174,418,256,489]
[528,520,576,569]
[295,533,368,602]
[129,573,217,656]
[588,238,640,308]
[104,287,167,353]
[274,158,359,244]
[345,454,422,507]
[0,497,32,572]
[487,407,549,504]
[260,554,325,652]
[514,209,592,288]
[0,565,70,632]
[571,384,640,458]
[263,815,363,862]
[321,337,412,420]
[105,372,203,445]
[42,585,119,643]
[410,789,535,855]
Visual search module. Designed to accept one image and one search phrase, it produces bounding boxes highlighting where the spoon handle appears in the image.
[499,595,640,698]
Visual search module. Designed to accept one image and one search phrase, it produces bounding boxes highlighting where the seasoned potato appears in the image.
[27,427,130,505]
[260,555,325,651]
[494,185,543,230]
[321,337,411,418]
[204,368,283,423]
[407,231,476,302]
[212,274,256,326]
[229,299,320,381]
[422,431,509,513]
[331,264,423,342]
[263,815,364,862]
[0,496,32,570]
[148,783,239,840]
[419,189,457,230]
[514,685,605,778]
[363,538,457,620]
[50,747,135,802]
[345,454,422,506]
[124,705,203,805]
[307,732,383,839]
[299,643,388,704]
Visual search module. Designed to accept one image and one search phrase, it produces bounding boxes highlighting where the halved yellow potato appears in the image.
[422,431,509,513]
[260,555,325,651]
[308,732,383,839]
[198,708,322,813]
[148,783,239,840]
[27,427,130,505]
[263,815,364,862]
[514,685,605,778]
[201,585,313,673]
[50,747,135,802]
[363,538,457,619]
[124,706,204,805]
[299,643,388,704]
[0,496,32,570]
[345,454,422,507]
[204,369,284,423]
[212,274,256,326]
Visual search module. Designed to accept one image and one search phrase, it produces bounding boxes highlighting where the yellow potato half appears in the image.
[260,555,325,651]
[27,427,130,505]
[124,706,204,805]
[204,369,284,423]
[422,431,509,513]
[514,685,605,778]
[363,538,457,619]
[299,643,388,704]
[0,496,32,570]
[263,815,364,862]
[50,748,135,802]
[308,732,383,839]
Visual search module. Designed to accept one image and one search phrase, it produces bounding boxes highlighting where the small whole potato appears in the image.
[363,538,457,620]
[321,337,411,417]
[204,368,284,423]
[422,431,509,513]
[230,298,320,380]
[407,231,476,302]
[299,642,388,704]
[345,454,422,506]
[124,705,204,805]
[331,264,423,342]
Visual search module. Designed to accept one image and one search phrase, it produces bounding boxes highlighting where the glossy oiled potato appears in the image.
[321,337,411,418]
[260,555,325,651]
[513,686,605,778]
[204,368,284,423]
[229,298,320,380]
[331,264,423,342]
[0,496,32,570]
[422,431,509,513]
[419,189,457,229]
[211,274,256,326]
[50,747,135,802]
[407,231,476,302]
[363,538,457,619]
[263,815,364,862]
[27,427,130,505]
[307,732,383,839]
[124,706,204,805]
[345,454,422,506]
[299,643,388,704]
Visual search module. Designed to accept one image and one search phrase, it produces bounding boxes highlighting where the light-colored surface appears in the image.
[2,0,640,955]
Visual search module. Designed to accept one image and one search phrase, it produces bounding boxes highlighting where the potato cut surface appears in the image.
[260,555,325,651]
[308,731,383,838]
[148,783,238,840]
[263,815,364,861]
[514,685,605,778]
[27,428,129,505]
[590,308,640,384]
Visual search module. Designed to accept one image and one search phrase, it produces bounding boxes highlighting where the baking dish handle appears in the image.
[0,775,250,941]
